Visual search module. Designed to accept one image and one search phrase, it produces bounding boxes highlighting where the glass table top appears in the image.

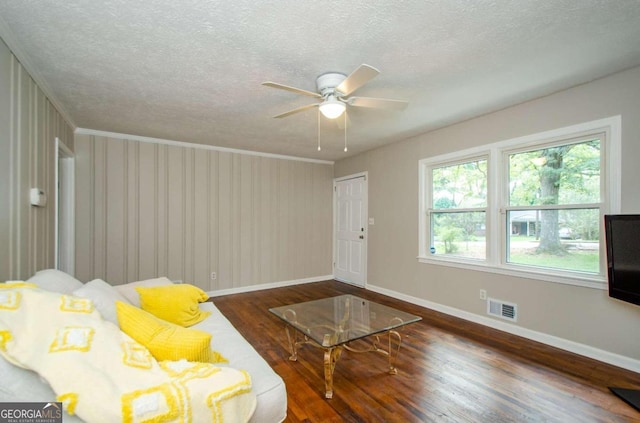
[269,294,422,348]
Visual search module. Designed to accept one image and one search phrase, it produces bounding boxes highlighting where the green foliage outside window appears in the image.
[431,159,487,259]
[429,138,602,273]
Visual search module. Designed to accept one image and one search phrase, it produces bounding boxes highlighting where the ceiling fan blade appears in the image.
[348,96,408,111]
[273,103,319,118]
[262,82,321,98]
[336,64,380,96]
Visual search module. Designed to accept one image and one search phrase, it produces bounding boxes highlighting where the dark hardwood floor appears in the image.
[211,280,640,422]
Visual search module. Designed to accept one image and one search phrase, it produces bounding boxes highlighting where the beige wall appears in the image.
[335,66,640,363]
[74,134,334,291]
[0,38,74,280]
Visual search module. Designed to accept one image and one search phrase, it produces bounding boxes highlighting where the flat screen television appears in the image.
[604,214,640,307]
[603,214,640,412]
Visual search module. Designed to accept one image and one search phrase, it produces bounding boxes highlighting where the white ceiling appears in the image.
[1,1,640,161]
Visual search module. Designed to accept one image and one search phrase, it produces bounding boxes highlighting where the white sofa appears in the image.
[0,270,287,423]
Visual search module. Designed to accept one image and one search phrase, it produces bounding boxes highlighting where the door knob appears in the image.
[359,235,364,239]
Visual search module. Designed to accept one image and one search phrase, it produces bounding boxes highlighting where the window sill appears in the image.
[417,256,606,290]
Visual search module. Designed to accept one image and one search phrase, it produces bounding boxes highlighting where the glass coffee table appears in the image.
[269,294,421,398]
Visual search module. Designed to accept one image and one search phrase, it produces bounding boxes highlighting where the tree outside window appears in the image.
[419,117,619,286]
[430,158,487,259]
[507,138,601,273]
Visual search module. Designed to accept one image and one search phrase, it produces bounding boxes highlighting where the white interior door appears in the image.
[334,174,367,286]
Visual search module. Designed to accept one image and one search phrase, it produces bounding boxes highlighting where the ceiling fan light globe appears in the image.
[319,98,346,119]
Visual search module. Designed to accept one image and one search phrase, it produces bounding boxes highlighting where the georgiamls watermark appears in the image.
[0,403,62,423]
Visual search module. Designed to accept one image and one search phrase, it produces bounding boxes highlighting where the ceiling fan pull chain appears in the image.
[317,110,321,151]
[343,112,348,152]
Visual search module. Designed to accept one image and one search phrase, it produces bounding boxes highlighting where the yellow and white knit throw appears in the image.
[0,284,256,422]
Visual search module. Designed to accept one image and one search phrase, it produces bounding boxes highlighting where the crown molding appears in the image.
[74,128,335,165]
[0,16,332,165]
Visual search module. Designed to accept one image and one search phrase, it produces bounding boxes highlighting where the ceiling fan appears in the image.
[262,64,408,120]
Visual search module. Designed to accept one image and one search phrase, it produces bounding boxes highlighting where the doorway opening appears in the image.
[55,137,75,275]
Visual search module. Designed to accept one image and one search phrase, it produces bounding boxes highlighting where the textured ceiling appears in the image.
[1,1,640,161]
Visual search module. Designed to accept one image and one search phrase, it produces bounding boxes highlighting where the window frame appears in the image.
[418,116,621,289]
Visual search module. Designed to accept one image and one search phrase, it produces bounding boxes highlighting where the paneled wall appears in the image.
[74,134,334,291]
[0,38,74,280]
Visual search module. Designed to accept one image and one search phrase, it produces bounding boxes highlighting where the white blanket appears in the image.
[0,284,256,422]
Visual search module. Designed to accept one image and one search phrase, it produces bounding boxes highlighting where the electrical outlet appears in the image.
[480,289,487,300]
[210,272,217,280]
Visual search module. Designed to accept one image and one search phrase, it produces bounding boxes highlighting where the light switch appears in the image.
[368,218,375,225]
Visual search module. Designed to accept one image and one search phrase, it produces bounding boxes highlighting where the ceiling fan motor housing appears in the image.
[316,72,347,98]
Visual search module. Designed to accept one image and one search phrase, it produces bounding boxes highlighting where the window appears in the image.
[506,137,601,273]
[418,117,621,288]
[430,158,488,260]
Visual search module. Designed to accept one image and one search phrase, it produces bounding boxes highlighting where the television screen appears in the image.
[604,214,640,307]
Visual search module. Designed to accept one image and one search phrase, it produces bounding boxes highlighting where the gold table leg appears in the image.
[323,346,343,399]
[386,329,402,375]
[344,329,404,374]
[282,322,406,399]
[285,325,299,361]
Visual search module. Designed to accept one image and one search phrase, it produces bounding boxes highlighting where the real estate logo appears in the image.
[0,402,62,423]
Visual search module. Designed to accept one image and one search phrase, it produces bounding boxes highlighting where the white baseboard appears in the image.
[367,284,640,374]
[206,275,334,298]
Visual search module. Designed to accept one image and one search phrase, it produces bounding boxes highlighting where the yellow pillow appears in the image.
[135,284,211,327]
[115,301,226,363]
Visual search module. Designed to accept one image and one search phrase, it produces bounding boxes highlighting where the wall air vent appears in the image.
[487,298,517,322]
